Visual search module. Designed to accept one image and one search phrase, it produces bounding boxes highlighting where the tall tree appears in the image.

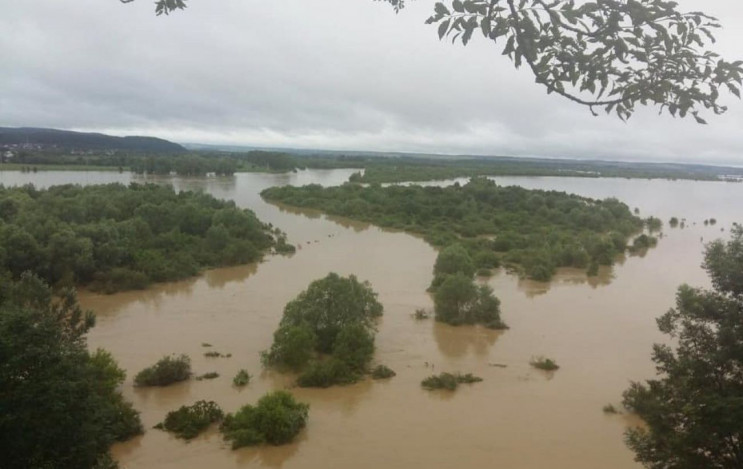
[622,226,743,469]
[0,274,142,469]
[121,0,742,122]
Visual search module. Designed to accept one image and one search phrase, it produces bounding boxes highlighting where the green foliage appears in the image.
[530,356,560,371]
[371,364,396,380]
[264,273,383,387]
[331,322,375,372]
[421,372,483,391]
[156,400,224,440]
[278,273,383,354]
[630,234,658,251]
[134,354,191,387]
[433,273,506,328]
[233,369,251,387]
[0,183,282,293]
[434,243,476,279]
[0,274,142,469]
[669,217,679,228]
[645,217,663,232]
[220,391,309,448]
[703,225,743,296]
[195,372,219,380]
[425,0,742,122]
[622,227,743,468]
[296,359,359,388]
[261,178,643,281]
[261,324,317,371]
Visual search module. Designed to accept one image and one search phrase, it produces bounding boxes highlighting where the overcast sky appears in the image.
[1,0,742,164]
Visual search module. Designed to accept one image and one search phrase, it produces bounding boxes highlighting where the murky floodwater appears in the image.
[2,169,741,469]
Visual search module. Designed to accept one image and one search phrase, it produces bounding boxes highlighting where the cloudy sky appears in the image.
[1,0,742,164]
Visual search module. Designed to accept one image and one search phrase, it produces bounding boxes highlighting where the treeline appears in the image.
[262,177,646,281]
[0,183,291,293]
[348,156,743,183]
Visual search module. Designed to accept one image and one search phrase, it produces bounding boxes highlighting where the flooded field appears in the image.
[2,169,740,469]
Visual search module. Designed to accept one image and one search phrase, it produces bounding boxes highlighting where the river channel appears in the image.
[1,169,740,469]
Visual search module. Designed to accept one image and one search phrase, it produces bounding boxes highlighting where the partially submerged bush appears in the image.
[602,404,619,414]
[134,354,191,387]
[155,400,224,440]
[433,273,506,328]
[421,372,483,391]
[413,308,430,320]
[296,359,359,388]
[196,372,219,381]
[371,365,396,380]
[233,369,251,387]
[530,356,560,371]
[220,391,309,448]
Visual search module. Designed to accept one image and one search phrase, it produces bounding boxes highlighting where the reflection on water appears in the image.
[432,322,502,358]
[2,170,742,469]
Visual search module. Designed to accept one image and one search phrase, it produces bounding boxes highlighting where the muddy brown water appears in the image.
[2,170,741,469]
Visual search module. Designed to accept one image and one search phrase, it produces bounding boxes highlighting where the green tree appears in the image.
[124,0,742,122]
[433,243,476,279]
[279,273,383,353]
[433,272,505,328]
[622,226,743,468]
[332,322,375,372]
[261,324,317,371]
[0,274,142,469]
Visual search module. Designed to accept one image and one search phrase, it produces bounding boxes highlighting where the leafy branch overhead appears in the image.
[122,0,742,122]
[426,0,743,122]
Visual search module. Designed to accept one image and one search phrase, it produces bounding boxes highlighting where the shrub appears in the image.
[155,400,224,440]
[603,404,619,414]
[530,356,560,371]
[220,391,309,448]
[233,369,251,387]
[134,354,191,387]
[195,372,219,381]
[296,359,359,388]
[421,372,483,391]
[413,308,430,320]
[371,365,396,379]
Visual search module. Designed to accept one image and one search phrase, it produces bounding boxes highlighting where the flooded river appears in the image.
[2,170,741,469]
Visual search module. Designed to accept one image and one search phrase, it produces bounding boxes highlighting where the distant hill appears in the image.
[0,127,185,153]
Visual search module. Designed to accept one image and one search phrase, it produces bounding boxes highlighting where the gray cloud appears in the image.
[1,0,742,165]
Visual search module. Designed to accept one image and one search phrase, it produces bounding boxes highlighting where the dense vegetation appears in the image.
[347,156,743,184]
[261,177,644,282]
[0,183,289,293]
[233,369,251,387]
[220,391,309,448]
[421,372,483,391]
[0,274,142,469]
[262,273,383,387]
[134,354,192,387]
[155,400,224,440]
[622,226,743,468]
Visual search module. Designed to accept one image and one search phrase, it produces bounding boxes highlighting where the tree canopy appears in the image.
[0,274,142,469]
[622,225,743,468]
[122,0,742,122]
[0,183,289,293]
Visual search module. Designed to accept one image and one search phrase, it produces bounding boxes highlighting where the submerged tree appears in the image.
[622,225,743,468]
[123,0,742,122]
